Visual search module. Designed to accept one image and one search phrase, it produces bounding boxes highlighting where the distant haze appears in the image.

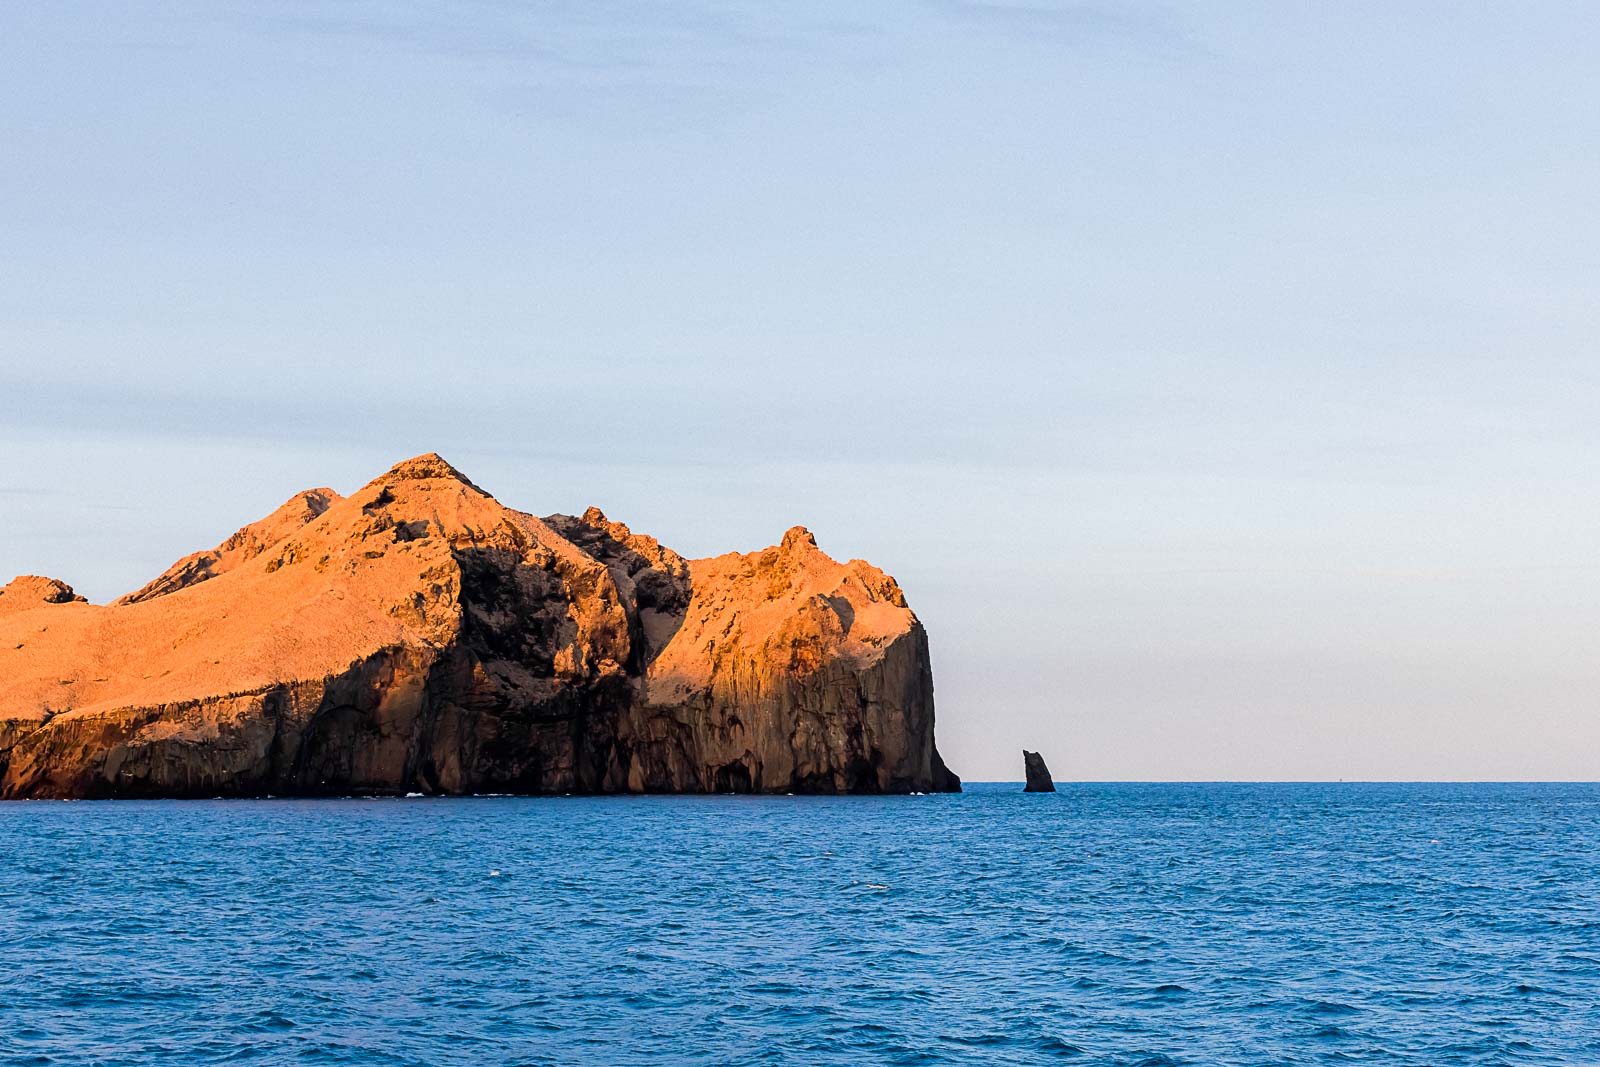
[4,3,1598,780]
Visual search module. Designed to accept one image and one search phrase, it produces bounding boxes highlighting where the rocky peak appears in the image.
[542,506,693,667]
[114,487,344,606]
[781,526,819,552]
[380,452,482,489]
[550,508,686,578]
[0,576,87,617]
[295,488,339,516]
[576,506,634,543]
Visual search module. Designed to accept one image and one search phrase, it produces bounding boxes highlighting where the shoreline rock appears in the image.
[0,454,960,799]
[1023,750,1056,792]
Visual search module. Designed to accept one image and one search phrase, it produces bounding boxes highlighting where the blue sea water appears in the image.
[2,783,1598,1066]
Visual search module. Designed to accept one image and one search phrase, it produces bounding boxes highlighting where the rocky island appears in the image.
[1023,750,1056,792]
[0,455,960,799]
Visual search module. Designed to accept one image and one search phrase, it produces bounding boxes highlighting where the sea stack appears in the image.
[0,454,961,799]
[1023,750,1056,792]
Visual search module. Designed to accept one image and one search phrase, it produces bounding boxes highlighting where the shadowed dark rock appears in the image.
[1023,750,1056,792]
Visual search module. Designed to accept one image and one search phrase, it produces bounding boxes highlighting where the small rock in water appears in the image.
[1023,750,1056,793]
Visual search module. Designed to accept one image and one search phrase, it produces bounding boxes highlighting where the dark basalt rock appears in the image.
[1023,750,1056,792]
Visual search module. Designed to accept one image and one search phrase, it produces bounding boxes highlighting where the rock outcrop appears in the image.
[0,576,87,617]
[113,488,341,605]
[0,455,959,799]
[1023,750,1056,792]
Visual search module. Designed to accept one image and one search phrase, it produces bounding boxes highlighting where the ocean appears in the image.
[2,783,1597,1065]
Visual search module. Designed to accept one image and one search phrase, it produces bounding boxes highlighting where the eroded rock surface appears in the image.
[0,455,959,798]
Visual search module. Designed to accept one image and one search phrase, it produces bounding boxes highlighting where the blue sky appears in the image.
[4,2,1599,779]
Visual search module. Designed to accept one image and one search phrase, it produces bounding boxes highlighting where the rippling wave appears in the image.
[3,783,1597,1065]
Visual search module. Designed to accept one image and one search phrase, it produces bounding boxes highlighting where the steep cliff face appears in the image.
[626,524,956,793]
[0,455,958,798]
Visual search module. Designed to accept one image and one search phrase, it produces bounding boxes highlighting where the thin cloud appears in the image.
[253,12,557,62]
[244,2,831,72]
[926,0,1196,53]
[238,2,861,125]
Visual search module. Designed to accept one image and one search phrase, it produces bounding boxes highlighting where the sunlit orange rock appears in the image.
[0,455,958,798]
